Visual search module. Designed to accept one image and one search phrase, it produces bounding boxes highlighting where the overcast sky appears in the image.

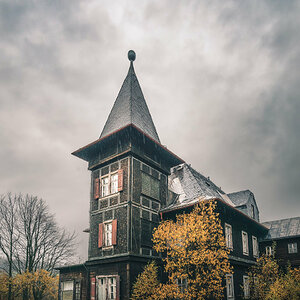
[1,0,300,259]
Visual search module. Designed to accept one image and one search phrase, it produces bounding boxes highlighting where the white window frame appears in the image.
[101,175,110,197]
[176,278,188,293]
[288,242,298,254]
[61,280,74,300]
[104,221,113,247]
[225,223,233,250]
[110,172,118,194]
[75,281,81,300]
[242,231,249,255]
[97,276,117,300]
[252,236,259,258]
[226,274,234,299]
[265,245,273,256]
[243,275,250,299]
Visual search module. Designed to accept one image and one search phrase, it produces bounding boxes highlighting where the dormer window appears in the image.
[251,204,255,219]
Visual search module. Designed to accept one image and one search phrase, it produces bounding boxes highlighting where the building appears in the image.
[57,51,299,300]
[260,217,300,269]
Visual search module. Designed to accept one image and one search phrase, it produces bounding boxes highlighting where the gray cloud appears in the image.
[1,0,299,258]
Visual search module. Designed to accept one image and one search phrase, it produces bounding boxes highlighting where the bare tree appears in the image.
[0,193,76,300]
[0,193,20,300]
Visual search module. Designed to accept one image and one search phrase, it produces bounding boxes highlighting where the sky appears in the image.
[0,0,300,259]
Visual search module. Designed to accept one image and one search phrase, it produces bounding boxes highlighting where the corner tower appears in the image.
[72,51,184,300]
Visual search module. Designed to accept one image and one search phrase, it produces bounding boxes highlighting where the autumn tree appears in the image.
[132,199,232,300]
[130,261,180,300]
[131,261,160,300]
[247,250,300,300]
[0,270,58,300]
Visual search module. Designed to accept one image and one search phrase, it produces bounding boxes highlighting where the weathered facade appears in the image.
[57,51,300,300]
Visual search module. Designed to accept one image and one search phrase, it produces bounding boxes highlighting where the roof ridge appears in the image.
[262,216,300,223]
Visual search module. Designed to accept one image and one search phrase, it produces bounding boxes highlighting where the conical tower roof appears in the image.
[100,50,160,143]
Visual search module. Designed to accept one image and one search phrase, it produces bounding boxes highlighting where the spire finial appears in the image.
[128,50,136,62]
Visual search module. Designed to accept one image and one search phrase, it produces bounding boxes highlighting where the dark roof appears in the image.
[164,163,234,211]
[227,190,252,206]
[262,217,300,240]
[100,61,160,143]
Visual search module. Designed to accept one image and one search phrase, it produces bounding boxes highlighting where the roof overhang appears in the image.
[161,197,268,232]
[72,123,185,166]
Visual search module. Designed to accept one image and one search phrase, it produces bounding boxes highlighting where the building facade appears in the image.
[57,51,299,300]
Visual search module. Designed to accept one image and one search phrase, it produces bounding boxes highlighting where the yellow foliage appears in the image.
[0,270,58,300]
[248,253,300,300]
[0,273,9,297]
[132,200,232,300]
[131,261,160,300]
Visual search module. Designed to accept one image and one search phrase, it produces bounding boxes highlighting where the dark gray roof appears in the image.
[100,62,160,143]
[262,217,300,240]
[164,163,232,211]
[227,190,252,206]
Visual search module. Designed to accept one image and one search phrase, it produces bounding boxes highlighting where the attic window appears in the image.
[251,204,255,219]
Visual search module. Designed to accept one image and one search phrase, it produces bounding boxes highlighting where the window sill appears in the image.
[102,246,114,251]
[98,192,120,200]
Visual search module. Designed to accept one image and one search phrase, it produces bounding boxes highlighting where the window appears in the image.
[265,246,273,256]
[176,278,188,293]
[97,276,117,300]
[243,276,250,299]
[242,231,249,255]
[141,172,160,199]
[61,281,74,300]
[104,222,113,246]
[226,274,234,299]
[251,204,255,219]
[225,223,233,249]
[110,173,118,194]
[95,169,123,199]
[252,236,259,258]
[98,220,117,248]
[75,281,81,300]
[288,242,298,254]
[101,176,109,197]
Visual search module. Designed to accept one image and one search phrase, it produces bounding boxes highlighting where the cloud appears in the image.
[0,0,299,258]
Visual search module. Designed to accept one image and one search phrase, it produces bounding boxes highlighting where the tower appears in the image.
[72,51,184,300]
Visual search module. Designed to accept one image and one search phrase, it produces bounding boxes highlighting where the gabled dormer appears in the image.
[227,190,260,222]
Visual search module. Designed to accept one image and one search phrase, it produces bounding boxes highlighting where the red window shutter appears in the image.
[117,169,123,192]
[112,219,117,245]
[98,223,103,248]
[94,178,100,199]
[90,277,96,300]
[116,275,120,300]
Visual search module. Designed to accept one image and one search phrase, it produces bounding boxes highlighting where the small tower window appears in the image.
[104,222,113,246]
[101,176,109,197]
[110,173,118,194]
